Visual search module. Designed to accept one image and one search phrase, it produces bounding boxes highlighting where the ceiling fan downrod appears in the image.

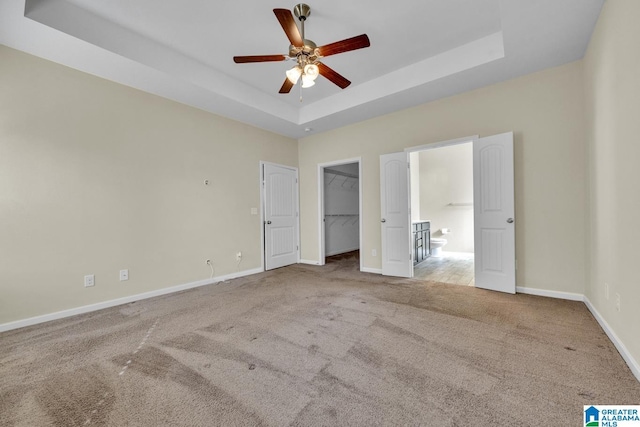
[294,3,311,49]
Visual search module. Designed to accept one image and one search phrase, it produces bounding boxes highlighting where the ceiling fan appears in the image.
[233,3,370,94]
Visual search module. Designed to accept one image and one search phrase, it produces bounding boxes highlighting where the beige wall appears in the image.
[0,46,297,324]
[418,143,474,253]
[299,60,587,293]
[584,0,640,369]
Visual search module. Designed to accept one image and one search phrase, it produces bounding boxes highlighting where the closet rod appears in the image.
[324,168,359,179]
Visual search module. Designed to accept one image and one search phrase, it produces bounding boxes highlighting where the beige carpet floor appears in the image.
[1,252,639,426]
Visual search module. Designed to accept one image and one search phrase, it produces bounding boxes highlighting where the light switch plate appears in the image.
[119,269,129,281]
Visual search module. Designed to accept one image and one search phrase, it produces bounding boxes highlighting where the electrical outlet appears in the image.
[206,259,211,265]
[119,269,129,281]
[84,274,95,287]
[236,251,242,261]
[615,293,621,312]
[372,249,377,257]
[604,282,609,300]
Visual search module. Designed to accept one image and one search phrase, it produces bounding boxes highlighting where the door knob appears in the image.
[381,218,386,223]
[266,220,272,225]
[507,218,514,223]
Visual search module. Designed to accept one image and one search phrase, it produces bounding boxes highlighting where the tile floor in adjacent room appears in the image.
[413,252,475,286]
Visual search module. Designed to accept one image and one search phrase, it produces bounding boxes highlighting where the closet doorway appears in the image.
[318,159,362,270]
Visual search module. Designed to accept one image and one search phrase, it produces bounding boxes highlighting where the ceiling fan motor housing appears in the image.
[289,40,318,59]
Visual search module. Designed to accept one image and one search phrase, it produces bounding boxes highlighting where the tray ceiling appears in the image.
[0,0,603,138]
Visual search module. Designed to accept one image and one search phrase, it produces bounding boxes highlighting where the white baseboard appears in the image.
[441,251,474,256]
[516,286,584,301]
[0,267,263,334]
[2,267,638,384]
[517,287,639,382]
[583,297,640,383]
[299,259,320,265]
[361,267,382,274]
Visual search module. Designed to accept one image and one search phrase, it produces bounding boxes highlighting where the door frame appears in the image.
[404,135,479,277]
[405,135,479,153]
[260,161,300,272]
[317,157,363,270]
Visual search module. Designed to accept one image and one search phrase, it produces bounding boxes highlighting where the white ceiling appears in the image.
[0,0,603,138]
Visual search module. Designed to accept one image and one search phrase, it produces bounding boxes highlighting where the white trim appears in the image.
[361,267,382,275]
[317,164,325,266]
[515,287,639,383]
[405,135,479,153]
[357,161,363,273]
[0,267,263,333]
[259,161,266,272]
[317,157,363,271]
[584,297,640,383]
[298,259,321,265]
[516,286,584,301]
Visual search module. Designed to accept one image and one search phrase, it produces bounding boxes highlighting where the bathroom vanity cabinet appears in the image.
[413,221,431,265]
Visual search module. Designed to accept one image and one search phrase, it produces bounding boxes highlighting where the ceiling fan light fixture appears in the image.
[303,63,319,80]
[234,5,370,94]
[301,74,316,88]
[286,66,302,84]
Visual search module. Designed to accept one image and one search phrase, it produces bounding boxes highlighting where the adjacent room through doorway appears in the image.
[319,160,362,268]
[410,142,475,286]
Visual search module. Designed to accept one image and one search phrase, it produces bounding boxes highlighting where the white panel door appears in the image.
[264,164,299,270]
[473,132,515,293]
[380,152,413,278]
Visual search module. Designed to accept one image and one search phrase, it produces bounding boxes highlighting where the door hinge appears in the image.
[410,253,412,260]
[297,245,299,251]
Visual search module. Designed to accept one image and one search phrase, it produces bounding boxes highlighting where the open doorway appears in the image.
[318,159,362,270]
[381,133,514,292]
[409,142,475,286]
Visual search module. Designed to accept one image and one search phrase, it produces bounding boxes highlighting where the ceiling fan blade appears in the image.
[317,63,351,89]
[317,34,370,57]
[233,55,286,64]
[273,8,303,47]
[279,78,295,94]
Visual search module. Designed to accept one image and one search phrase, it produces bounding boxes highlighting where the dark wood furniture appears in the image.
[413,221,431,265]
